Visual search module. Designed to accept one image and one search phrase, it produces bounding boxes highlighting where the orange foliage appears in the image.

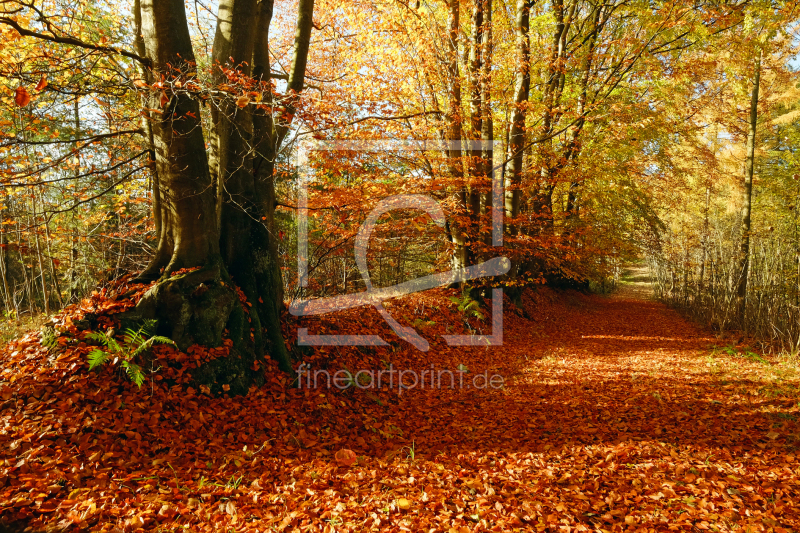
[0,280,798,531]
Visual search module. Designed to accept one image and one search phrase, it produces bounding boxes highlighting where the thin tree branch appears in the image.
[0,17,151,67]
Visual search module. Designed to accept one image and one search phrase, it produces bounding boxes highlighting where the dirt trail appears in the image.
[613,264,654,300]
[391,280,800,530]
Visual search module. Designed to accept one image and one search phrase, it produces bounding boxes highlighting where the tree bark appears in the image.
[699,185,711,292]
[736,51,762,327]
[443,0,468,274]
[506,0,530,237]
[467,0,483,141]
[139,0,219,272]
[466,0,484,239]
[124,0,315,393]
[132,0,168,282]
[69,99,81,302]
[563,2,601,230]
[535,0,574,234]
[478,0,493,249]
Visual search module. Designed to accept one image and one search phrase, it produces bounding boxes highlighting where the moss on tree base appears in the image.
[117,264,283,397]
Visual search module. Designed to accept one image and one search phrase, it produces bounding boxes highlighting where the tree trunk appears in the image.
[40,189,63,308]
[31,198,50,315]
[699,185,711,292]
[563,3,601,231]
[736,51,762,327]
[0,228,11,316]
[69,99,81,302]
[444,0,468,274]
[125,0,314,394]
[140,0,219,272]
[535,0,574,234]
[466,0,483,241]
[505,0,530,238]
[132,0,167,283]
[478,0,493,250]
[467,0,483,141]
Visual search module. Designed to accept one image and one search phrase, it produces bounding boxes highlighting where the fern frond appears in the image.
[86,331,108,344]
[124,328,146,347]
[148,336,176,346]
[131,336,175,359]
[106,336,122,354]
[87,324,171,387]
[87,349,110,370]
[140,319,158,337]
[122,361,145,388]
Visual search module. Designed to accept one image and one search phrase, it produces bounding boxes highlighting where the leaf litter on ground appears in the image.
[0,277,798,532]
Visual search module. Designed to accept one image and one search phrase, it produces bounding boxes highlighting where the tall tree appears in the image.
[736,50,762,325]
[124,0,316,391]
[443,0,469,273]
[505,0,531,239]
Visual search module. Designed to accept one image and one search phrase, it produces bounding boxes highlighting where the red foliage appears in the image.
[14,87,31,107]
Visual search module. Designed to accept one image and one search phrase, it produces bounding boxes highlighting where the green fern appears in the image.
[87,348,111,370]
[122,360,145,388]
[449,293,484,321]
[86,320,174,388]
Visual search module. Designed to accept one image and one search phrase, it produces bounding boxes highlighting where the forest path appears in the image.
[613,263,654,300]
[393,279,800,529]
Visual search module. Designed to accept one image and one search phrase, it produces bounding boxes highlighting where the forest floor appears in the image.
[0,270,799,532]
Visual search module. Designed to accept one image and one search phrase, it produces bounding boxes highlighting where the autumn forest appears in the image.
[1,0,800,531]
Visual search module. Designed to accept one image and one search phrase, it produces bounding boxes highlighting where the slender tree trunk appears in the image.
[444,0,468,273]
[69,100,80,301]
[16,214,32,315]
[478,0,493,250]
[0,229,11,316]
[40,189,63,308]
[31,193,50,315]
[536,0,574,232]
[506,0,530,238]
[736,51,761,327]
[466,0,483,238]
[467,0,483,140]
[699,185,710,291]
[563,3,600,231]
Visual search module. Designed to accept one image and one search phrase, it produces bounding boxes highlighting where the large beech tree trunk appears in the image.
[139,0,220,271]
[125,0,315,395]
